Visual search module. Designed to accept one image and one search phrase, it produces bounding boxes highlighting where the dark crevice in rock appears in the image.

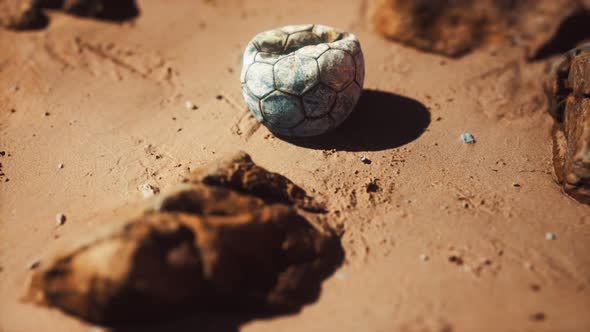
[531,10,590,61]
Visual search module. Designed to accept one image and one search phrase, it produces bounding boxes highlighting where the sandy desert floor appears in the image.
[1,1,590,331]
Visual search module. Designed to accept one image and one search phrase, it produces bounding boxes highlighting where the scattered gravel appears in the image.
[55,213,66,226]
[185,100,197,110]
[360,155,371,164]
[29,260,41,270]
[461,132,475,144]
[58,163,64,169]
[138,183,160,198]
[420,254,429,262]
[530,312,546,321]
[545,232,556,240]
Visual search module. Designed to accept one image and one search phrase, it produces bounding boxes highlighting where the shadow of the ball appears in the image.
[279,89,431,152]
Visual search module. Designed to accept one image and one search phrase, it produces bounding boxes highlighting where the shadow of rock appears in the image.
[36,0,139,22]
[110,226,344,332]
[283,90,430,152]
[88,0,139,22]
[531,10,590,61]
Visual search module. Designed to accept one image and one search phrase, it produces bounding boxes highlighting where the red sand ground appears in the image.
[1,1,589,331]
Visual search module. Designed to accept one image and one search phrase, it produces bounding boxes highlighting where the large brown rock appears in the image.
[25,152,342,325]
[0,0,46,30]
[369,0,587,58]
[547,45,590,203]
[1,0,138,30]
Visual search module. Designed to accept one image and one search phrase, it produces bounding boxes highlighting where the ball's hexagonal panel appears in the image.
[284,31,322,54]
[241,44,258,83]
[274,55,319,96]
[331,81,362,124]
[281,24,314,34]
[242,86,263,122]
[354,50,365,86]
[291,116,335,137]
[296,43,329,59]
[245,62,275,98]
[252,30,288,54]
[318,49,355,91]
[255,52,285,65]
[302,84,336,118]
[261,91,305,129]
[329,38,361,55]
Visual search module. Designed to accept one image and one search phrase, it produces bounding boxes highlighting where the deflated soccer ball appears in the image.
[241,24,365,137]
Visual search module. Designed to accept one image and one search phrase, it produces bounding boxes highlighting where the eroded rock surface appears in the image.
[546,44,590,203]
[25,152,342,325]
[369,0,589,58]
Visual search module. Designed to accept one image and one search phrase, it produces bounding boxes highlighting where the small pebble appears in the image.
[530,312,545,321]
[360,155,371,164]
[138,183,160,198]
[420,254,429,262]
[545,232,556,240]
[29,260,41,270]
[512,183,521,188]
[461,132,475,144]
[185,100,197,110]
[55,213,66,226]
[58,163,64,169]
[462,265,472,272]
[44,112,50,117]
[335,271,347,281]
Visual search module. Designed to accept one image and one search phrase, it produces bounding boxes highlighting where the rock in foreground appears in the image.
[24,152,342,325]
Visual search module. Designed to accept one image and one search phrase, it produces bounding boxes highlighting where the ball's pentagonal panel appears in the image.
[331,81,362,124]
[291,116,335,136]
[329,37,361,55]
[245,62,275,98]
[303,84,336,118]
[255,52,285,65]
[241,44,258,83]
[318,49,356,91]
[274,55,319,95]
[354,50,365,87]
[281,24,314,35]
[261,91,305,129]
[252,30,288,54]
[296,43,329,59]
[242,86,263,122]
[284,31,322,54]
